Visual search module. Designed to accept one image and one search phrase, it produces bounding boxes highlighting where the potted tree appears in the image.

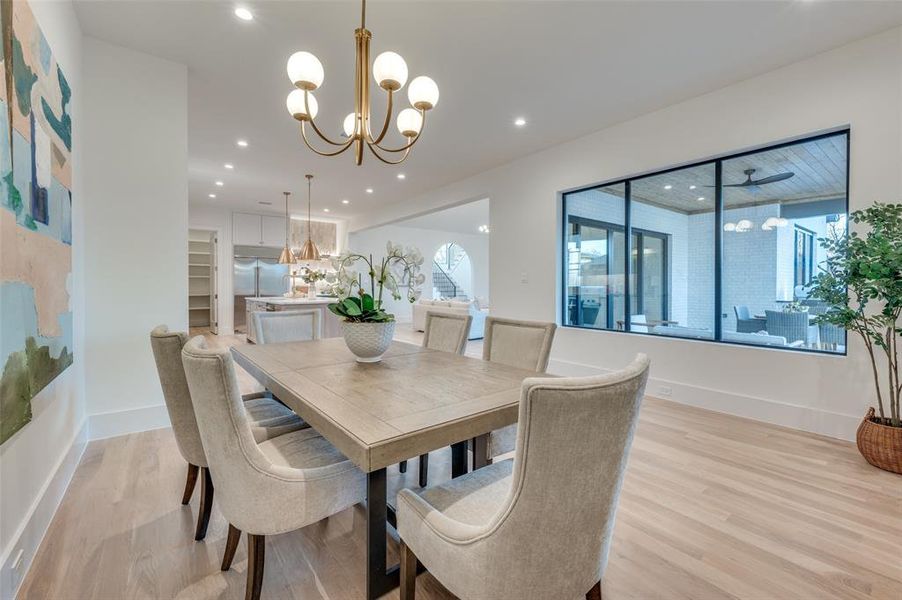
[810,202,902,474]
[328,242,424,362]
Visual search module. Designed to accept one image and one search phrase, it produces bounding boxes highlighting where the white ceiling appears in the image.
[395,198,489,234]
[73,1,902,221]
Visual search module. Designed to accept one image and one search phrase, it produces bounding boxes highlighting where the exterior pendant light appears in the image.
[278,191,296,264]
[298,174,321,261]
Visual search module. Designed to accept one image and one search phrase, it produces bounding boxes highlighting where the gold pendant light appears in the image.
[278,191,296,264]
[284,0,439,165]
[298,174,321,262]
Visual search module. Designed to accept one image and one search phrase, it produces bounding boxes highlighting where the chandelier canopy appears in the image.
[285,0,438,165]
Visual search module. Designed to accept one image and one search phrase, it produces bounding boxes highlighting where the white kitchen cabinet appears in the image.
[262,215,287,248]
[233,213,263,246]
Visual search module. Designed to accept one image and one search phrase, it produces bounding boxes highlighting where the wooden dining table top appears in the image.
[231,338,538,472]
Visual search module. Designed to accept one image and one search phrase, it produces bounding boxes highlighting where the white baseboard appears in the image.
[548,357,861,442]
[89,404,171,440]
[1,419,88,600]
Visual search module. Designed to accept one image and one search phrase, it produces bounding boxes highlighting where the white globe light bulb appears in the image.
[737,219,753,232]
[724,222,737,232]
[373,51,408,91]
[286,89,318,121]
[408,76,439,110]
[287,51,324,90]
[396,108,423,137]
[343,113,357,137]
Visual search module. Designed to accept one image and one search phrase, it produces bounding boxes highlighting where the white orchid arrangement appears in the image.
[327,242,425,323]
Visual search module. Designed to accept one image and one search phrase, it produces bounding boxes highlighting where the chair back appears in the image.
[765,310,809,344]
[734,305,751,320]
[482,317,556,372]
[149,325,206,467]
[252,309,321,344]
[423,311,472,355]
[494,355,650,598]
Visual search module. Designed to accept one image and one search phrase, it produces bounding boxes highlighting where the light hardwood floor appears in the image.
[17,330,902,600]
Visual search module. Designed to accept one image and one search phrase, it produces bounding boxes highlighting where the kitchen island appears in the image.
[244,296,343,342]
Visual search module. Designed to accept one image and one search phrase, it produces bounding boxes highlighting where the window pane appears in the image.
[721,132,848,353]
[564,184,625,330]
[630,163,716,339]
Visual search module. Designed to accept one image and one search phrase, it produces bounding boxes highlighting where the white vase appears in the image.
[341,321,396,363]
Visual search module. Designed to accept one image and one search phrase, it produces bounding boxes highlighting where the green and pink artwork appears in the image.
[1,0,73,445]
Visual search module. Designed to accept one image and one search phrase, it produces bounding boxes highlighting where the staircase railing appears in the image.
[432,261,458,298]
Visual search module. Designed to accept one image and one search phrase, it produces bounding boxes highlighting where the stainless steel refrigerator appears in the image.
[233,245,289,333]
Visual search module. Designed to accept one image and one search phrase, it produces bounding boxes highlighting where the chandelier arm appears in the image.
[366,88,393,145]
[368,110,426,153]
[304,91,346,146]
[366,142,412,165]
[300,122,355,157]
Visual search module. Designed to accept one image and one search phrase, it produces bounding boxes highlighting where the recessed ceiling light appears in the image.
[323,208,330,213]
[664,185,672,190]
[697,196,706,201]
[514,117,526,127]
[224,163,234,169]
[397,173,406,180]
[215,181,224,186]
[208,193,217,198]
[365,188,374,194]
[689,185,697,190]
[234,7,253,21]
[341,199,350,204]
[236,139,248,147]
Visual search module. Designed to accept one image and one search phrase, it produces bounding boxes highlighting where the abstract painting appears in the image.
[0,0,73,445]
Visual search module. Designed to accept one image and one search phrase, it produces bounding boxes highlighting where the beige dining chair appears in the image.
[406,312,474,487]
[251,309,321,344]
[397,354,650,600]
[181,336,366,600]
[475,317,557,466]
[150,325,307,541]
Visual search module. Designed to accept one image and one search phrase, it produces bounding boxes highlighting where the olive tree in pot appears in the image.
[328,242,424,362]
[810,202,902,474]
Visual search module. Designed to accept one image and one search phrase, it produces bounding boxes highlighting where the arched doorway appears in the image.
[432,243,472,299]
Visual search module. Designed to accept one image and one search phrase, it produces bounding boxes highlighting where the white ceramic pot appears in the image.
[341,321,396,363]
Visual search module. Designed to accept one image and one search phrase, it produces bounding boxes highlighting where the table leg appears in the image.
[451,441,468,478]
[366,468,399,600]
[472,434,490,470]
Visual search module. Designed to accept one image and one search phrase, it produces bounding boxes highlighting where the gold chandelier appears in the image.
[284,0,439,165]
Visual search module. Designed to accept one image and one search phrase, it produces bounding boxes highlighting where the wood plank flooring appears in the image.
[17,329,902,600]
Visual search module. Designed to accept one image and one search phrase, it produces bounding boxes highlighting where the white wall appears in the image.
[350,27,902,441]
[82,38,188,438]
[349,224,490,322]
[0,2,85,598]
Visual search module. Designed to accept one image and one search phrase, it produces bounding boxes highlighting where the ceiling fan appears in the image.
[722,168,795,187]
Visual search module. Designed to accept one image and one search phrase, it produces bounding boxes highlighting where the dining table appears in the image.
[231,337,538,600]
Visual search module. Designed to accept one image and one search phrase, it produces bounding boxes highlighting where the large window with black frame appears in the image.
[562,129,848,354]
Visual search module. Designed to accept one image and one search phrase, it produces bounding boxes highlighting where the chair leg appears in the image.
[472,434,491,469]
[586,580,602,600]
[246,534,265,600]
[194,467,214,541]
[221,524,242,571]
[418,454,428,487]
[399,460,408,473]
[181,463,199,505]
[399,540,417,600]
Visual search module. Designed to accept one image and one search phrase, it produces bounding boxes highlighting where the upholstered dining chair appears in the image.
[396,354,650,600]
[406,311,474,487]
[251,309,321,344]
[475,317,557,467]
[181,336,366,600]
[149,325,307,541]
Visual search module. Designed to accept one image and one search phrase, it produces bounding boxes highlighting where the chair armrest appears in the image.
[396,489,487,545]
[241,391,270,401]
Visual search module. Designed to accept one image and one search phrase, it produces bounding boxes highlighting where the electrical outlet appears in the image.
[658,386,673,398]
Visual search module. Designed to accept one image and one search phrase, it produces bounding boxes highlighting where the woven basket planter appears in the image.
[856,407,902,475]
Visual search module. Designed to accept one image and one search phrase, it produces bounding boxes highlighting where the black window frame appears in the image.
[794,225,816,287]
[560,128,850,356]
